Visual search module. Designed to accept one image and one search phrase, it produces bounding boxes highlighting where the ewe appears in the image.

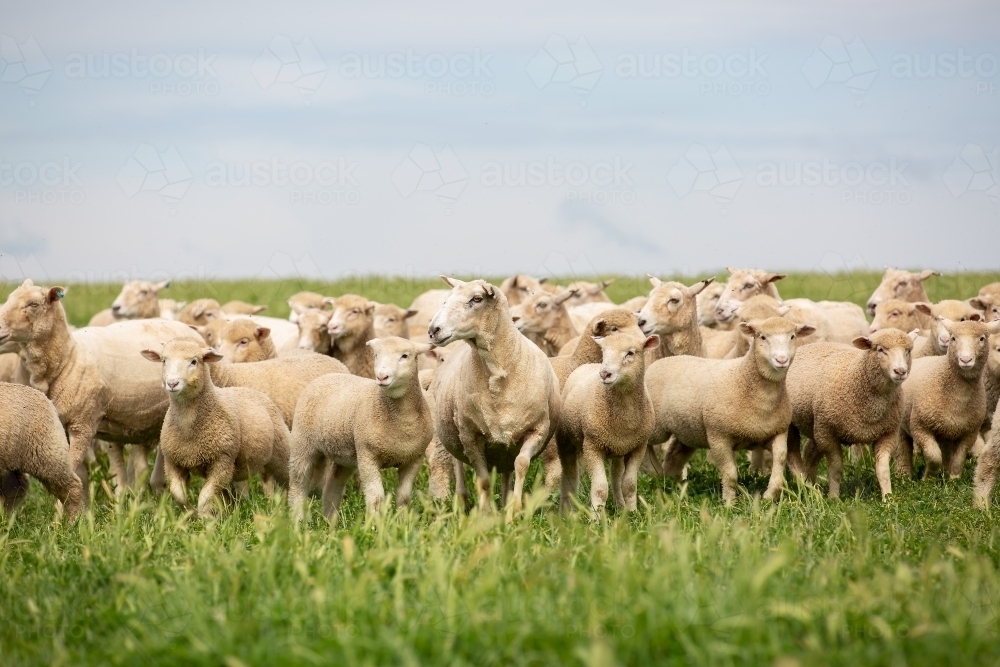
[374,303,417,340]
[428,277,560,511]
[327,294,377,377]
[912,301,982,358]
[287,291,330,324]
[142,341,289,516]
[556,330,659,514]
[289,337,434,522]
[869,299,925,334]
[647,317,815,504]
[179,299,224,327]
[87,280,171,326]
[866,268,939,319]
[637,276,714,361]
[510,288,579,356]
[198,318,276,363]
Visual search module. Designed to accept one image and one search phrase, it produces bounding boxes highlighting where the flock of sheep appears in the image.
[1,266,1000,523]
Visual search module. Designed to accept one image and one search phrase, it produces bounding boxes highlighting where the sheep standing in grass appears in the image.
[974,407,1000,508]
[0,383,84,521]
[912,301,982,358]
[289,337,434,522]
[429,277,560,511]
[637,276,713,361]
[327,295,377,377]
[142,340,289,516]
[88,280,171,326]
[510,289,579,356]
[647,317,815,504]
[896,320,998,479]
[866,268,939,319]
[785,329,916,499]
[557,330,659,514]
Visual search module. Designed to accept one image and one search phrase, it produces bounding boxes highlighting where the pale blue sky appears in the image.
[1,0,998,282]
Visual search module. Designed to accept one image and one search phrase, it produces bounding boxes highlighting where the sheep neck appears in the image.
[377,373,424,407]
[21,310,76,395]
[738,342,788,405]
[541,308,578,353]
[943,355,987,397]
[656,313,702,360]
[168,374,220,431]
[855,351,898,403]
[468,316,520,392]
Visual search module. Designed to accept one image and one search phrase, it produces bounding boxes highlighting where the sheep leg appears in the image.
[395,458,422,508]
[707,438,740,505]
[824,443,844,499]
[661,438,697,478]
[541,437,562,490]
[948,433,977,480]
[67,425,97,475]
[511,429,549,514]
[557,442,580,514]
[356,453,385,515]
[621,444,647,512]
[164,458,191,512]
[786,426,805,479]
[461,440,493,511]
[0,471,30,514]
[427,440,454,500]
[748,448,766,475]
[500,472,511,508]
[894,432,915,478]
[197,461,234,517]
[150,448,166,495]
[973,434,1000,509]
[763,432,788,501]
[453,458,470,509]
[913,427,943,479]
[583,442,609,515]
[801,438,823,483]
[321,464,355,522]
[289,448,320,522]
[106,442,128,498]
[129,444,151,488]
[610,457,626,509]
[872,433,896,499]
[972,432,987,459]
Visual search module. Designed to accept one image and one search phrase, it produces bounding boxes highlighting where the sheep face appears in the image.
[715,269,785,324]
[295,308,332,353]
[638,277,712,336]
[141,339,221,397]
[921,301,982,352]
[287,292,330,324]
[595,332,659,386]
[866,268,938,316]
[499,274,545,306]
[739,317,814,379]
[180,299,223,326]
[428,277,508,346]
[327,295,375,339]
[368,336,433,397]
[374,303,416,339]
[111,280,170,319]
[0,280,66,345]
[989,333,1000,373]
[970,295,1000,323]
[853,329,915,383]
[509,290,575,335]
[215,319,271,363]
[564,280,614,306]
[870,299,922,333]
[943,319,996,375]
[696,282,726,327]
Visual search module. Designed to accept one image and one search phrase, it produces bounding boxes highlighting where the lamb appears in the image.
[202,318,276,363]
[563,279,614,306]
[287,292,330,324]
[912,301,982,358]
[556,330,659,514]
[327,294,377,377]
[896,319,998,480]
[179,299,223,326]
[637,276,714,361]
[499,274,548,306]
[221,300,267,315]
[785,329,917,499]
[980,283,1000,298]
[869,299,925,334]
[292,305,332,354]
[647,317,815,504]
[158,299,187,320]
[971,294,1000,322]
[374,303,417,339]
[696,281,728,328]
[714,268,784,323]
[141,341,289,516]
[289,337,434,522]
[0,383,85,521]
[0,280,205,494]
[428,277,560,511]
[88,280,171,326]
[866,268,939,319]
[510,289,579,356]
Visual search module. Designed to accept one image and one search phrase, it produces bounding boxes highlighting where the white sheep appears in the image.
[197,318,276,363]
[179,299,224,327]
[374,303,418,340]
[557,330,659,514]
[648,317,815,504]
[406,289,451,345]
[141,340,289,516]
[158,299,187,321]
[326,294,377,377]
[563,279,614,306]
[912,301,983,358]
[428,277,560,512]
[88,280,171,326]
[287,291,330,324]
[0,382,85,521]
[637,276,714,361]
[866,267,939,318]
[785,329,917,499]
[509,289,579,356]
[869,299,926,334]
[498,274,549,306]
[696,281,728,328]
[289,336,434,522]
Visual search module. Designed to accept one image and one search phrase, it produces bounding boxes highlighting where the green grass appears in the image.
[2,272,1000,666]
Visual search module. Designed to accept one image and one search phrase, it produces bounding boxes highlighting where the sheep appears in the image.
[510,289,579,356]
[158,299,187,320]
[637,276,714,361]
[563,279,614,306]
[0,382,85,521]
[287,291,330,324]
[714,268,784,323]
[896,319,999,480]
[980,283,1000,298]
[697,295,788,360]
[327,294,377,377]
[428,276,560,512]
[141,340,289,516]
[374,303,417,339]
[568,302,617,332]
[557,330,659,514]
[696,281,728,328]
[289,337,434,522]
[499,274,548,306]
[88,280,171,326]
[647,317,815,504]
[0,280,205,494]
[292,305,332,354]
[406,289,451,344]
[179,299,223,326]
[869,299,925,334]
[866,268,939,319]
[971,294,1000,323]
[912,301,982,358]
[785,329,917,499]
[221,300,267,315]
[973,333,1000,457]
[201,318,276,363]
[0,351,28,385]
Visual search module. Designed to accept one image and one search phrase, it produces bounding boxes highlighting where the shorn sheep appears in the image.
[428,277,560,511]
[142,340,290,516]
[289,337,434,522]
[557,329,659,514]
[647,317,815,504]
[786,329,917,499]
[0,382,85,521]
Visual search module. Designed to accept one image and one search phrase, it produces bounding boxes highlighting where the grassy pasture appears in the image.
[1,271,1000,666]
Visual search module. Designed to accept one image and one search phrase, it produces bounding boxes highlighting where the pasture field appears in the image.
[2,271,1000,666]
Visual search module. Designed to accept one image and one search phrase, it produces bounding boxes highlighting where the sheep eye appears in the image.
[190,359,197,366]
[240,338,249,345]
[140,291,148,296]
[668,298,679,305]
[472,296,483,304]
[537,302,547,309]
[790,334,796,340]
[760,334,766,340]
[891,311,900,317]
[744,283,754,290]
[980,336,986,342]
[401,354,408,359]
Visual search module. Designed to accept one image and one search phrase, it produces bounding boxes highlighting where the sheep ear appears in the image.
[796,324,817,337]
[140,349,162,362]
[914,302,932,315]
[153,280,171,293]
[176,301,187,310]
[365,338,379,349]
[988,321,1000,335]
[412,342,434,355]
[688,277,714,296]
[852,337,873,350]
[591,318,608,337]
[21,278,34,288]
[250,305,267,314]
[321,297,335,310]
[764,273,786,284]
[538,277,548,284]
[643,335,660,351]
[726,267,738,275]
[600,279,614,289]
[483,283,497,299]
[918,269,939,281]
[191,304,206,319]
[47,287,65,302]
[939,317,955,332]
[647,274,662,287]
[255,327,270,341]
[441,275,462,289]
[970,312,983,322]
[404,309,419,319]
[970,297,987,311]
[202,349,224,363]
[908,329,921,341]
[738,321,756,336]
[289,301,308,316]
[776,305,791,317]
[365,302,377,316]
[553,289,576,306]
[511,315,521,322]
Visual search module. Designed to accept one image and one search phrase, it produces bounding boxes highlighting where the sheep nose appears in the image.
[773,355,789,366]
[893,368,908,379]
[869,323,880,333]
[166,380,179,391]
[599,370,614,383]
[637,317,647,328]
[377,374,390,383]
[429,325,440,338]
[866,301,877,315]
[111,304,121,313]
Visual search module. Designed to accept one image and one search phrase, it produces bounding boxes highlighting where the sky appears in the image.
[1,0,999,284]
